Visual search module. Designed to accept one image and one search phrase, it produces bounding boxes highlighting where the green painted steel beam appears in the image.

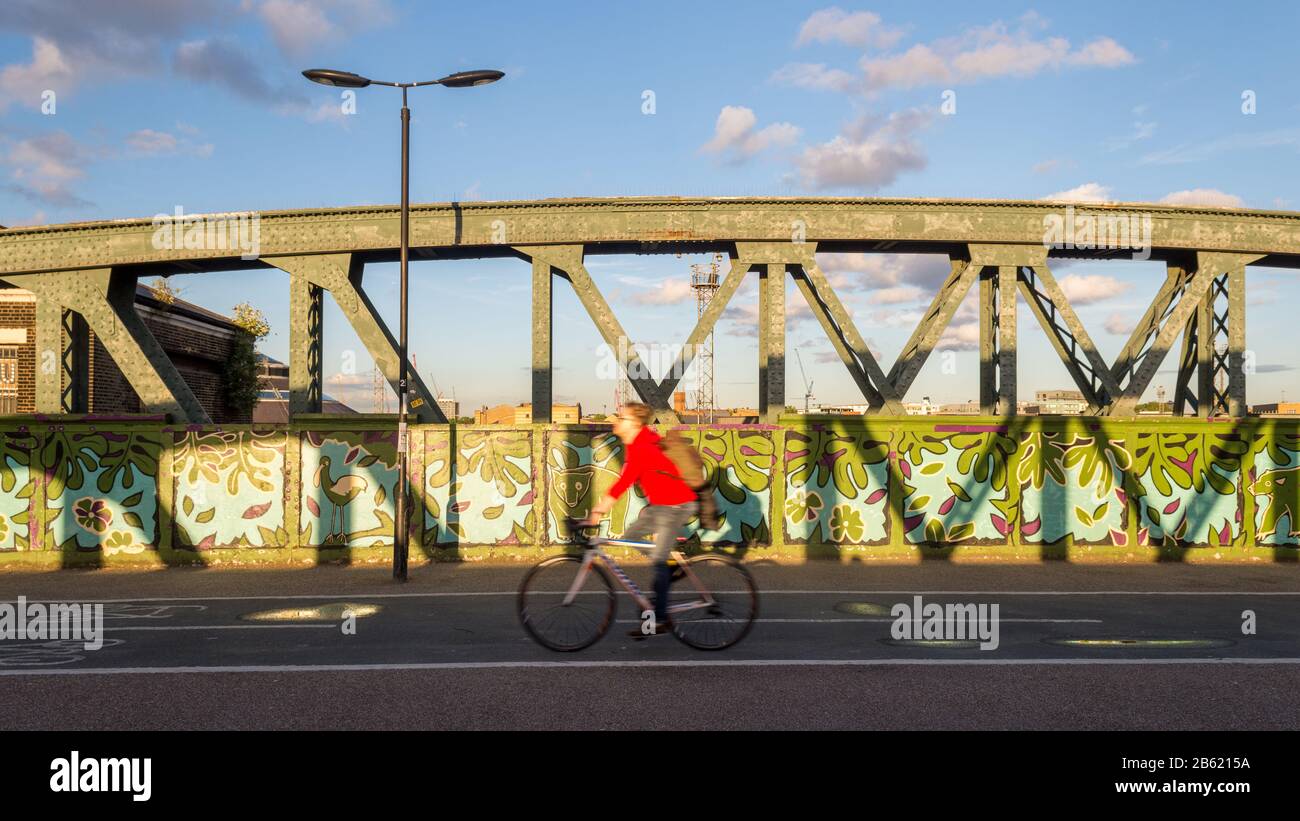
[1108,252,1263,416]
[530,256,553,425]
[4,198,1298,276]
[518,245,677,423]
[288,274,323,414]
[887,257,976,399]
[797,255,905,414]
[2,268,210,422]
[266,254,445,423]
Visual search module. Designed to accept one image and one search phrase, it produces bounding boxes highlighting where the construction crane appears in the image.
[795,349,814,414]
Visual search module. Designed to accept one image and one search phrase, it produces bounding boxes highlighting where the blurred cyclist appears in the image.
[586,402,698,637]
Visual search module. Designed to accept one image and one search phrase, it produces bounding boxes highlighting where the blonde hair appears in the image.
[621,402,653,426]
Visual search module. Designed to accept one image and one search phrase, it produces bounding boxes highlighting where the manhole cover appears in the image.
[239,602,381,622]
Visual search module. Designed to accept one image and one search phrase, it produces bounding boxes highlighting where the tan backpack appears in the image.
[659,430,721,530]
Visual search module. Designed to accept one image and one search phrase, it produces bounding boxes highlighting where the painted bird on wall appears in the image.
[314,455,369,543]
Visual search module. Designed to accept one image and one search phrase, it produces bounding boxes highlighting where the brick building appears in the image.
[0,285,251,421]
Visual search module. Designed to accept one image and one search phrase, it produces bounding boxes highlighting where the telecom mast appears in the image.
[690,253,724,423]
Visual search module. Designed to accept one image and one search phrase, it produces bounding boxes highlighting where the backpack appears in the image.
[659,430,721,531]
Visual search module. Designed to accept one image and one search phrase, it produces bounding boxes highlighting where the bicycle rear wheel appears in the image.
[667,555,758,650]
[518,555,615,652]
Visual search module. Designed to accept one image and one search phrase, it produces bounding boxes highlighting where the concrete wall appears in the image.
[0,415,1297,567]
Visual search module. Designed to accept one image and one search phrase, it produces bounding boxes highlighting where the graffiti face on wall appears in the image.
[425,429,534,545]
[301,431,398,547]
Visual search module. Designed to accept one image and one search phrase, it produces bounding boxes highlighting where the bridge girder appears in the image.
[1,198,1295,422]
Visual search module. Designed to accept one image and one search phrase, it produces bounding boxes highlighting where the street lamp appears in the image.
[304,66,504,581]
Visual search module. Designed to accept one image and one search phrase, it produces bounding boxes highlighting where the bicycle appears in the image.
[517,518,758,652]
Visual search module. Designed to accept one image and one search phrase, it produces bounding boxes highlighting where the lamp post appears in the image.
[304,67,503,581]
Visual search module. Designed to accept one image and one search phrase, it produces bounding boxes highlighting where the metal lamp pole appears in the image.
[303,67,504,581]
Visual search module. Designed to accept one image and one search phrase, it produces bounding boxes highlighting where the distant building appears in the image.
[475,402,582,424]
[938,401,982,415]
[253,355,357,422]
[1034,389,1088,415]
[436,397,459,420]
[1254,402,1300,416]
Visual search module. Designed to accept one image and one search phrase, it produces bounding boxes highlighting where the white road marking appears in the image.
[612,618,1104,624]
[4,590,1299,604]
[1,657,1298,676]
[103,625,337,632]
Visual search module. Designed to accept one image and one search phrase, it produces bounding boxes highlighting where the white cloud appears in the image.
[1057,273,1129,304]
[936,321,980,351]
[796,109,929,190]
[1158,188,1244,208]
[774,15,1134,95]
[1041,182,1113,203]
[1104,313,1136,335]
[1031,159,1060,175]
[817,253,953,290]
[701,106,801,161]
[632,278,692,306]
[795,8,904,49]
[868,285,925,304]
[861,22,1134,91]
[257,0,337,56]
[0,37,72,110]
[127,129,179,154]
[769,62,856,92]
[2,130,94,207]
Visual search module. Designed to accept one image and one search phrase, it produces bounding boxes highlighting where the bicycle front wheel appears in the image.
[518,555,615,652]
[667,555,758,650]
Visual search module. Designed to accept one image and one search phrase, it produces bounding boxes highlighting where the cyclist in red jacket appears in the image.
[586,401,698,637]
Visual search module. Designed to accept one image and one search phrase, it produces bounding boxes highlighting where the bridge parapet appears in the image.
[0,415,1296,568]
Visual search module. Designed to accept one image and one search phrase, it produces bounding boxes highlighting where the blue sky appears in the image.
[1,1,1298,413]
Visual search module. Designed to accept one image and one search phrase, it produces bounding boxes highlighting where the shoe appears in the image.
[627,622,673,638]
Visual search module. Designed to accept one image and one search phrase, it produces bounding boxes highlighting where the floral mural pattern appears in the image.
[784,425,889,545]
[425,429,534,545]
[172,429,286,549]
[45,430,159,553]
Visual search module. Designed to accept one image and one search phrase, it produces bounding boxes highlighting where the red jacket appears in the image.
[607,427,697,505]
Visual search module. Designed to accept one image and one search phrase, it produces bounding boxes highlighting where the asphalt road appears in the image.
[1,560,1298,730]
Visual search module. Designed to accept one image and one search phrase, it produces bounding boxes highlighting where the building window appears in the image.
[0,346,17,414]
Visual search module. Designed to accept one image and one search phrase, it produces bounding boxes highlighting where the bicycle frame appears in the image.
[562,537,718,618]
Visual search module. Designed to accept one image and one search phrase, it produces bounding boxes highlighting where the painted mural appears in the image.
[544,428,773,545]
[300,430,398,547]
[0,420,1297,560]
[44,429,160,554]
[172,429,286,549]
[424,429,534,545]
[897,429,1017,545]
[0,431,37,551]
[1018,428,1128,546]
[784,425,889,545]
[1250,432,1300,546]
[1131,432,1245,547]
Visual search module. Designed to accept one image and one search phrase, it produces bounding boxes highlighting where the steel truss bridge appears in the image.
[1,197,1297,425]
